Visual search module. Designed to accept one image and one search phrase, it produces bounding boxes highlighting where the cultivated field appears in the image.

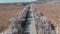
[0,3,60,34]
[0,5,24,31]
[33,3,60,34]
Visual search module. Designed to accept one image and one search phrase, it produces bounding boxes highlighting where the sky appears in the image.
[0,0,37,3]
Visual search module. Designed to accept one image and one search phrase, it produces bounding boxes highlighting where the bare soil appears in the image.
[33,3,60,26]
[33,3,60,34]
[0,3,60,34]
[0,5,24,29]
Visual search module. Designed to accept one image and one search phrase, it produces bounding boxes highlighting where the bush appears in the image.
[0,25,8,33]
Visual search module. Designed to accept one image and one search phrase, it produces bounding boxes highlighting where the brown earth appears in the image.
[0,5,24,30]
[33,3,60,34]
[33,3,60,26]
[0,3,60,34]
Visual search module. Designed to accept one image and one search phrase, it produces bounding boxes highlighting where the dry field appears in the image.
[33,3,60,34]
[0,5,24,31]
[33,3,60,26]
[0,3,60,34]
